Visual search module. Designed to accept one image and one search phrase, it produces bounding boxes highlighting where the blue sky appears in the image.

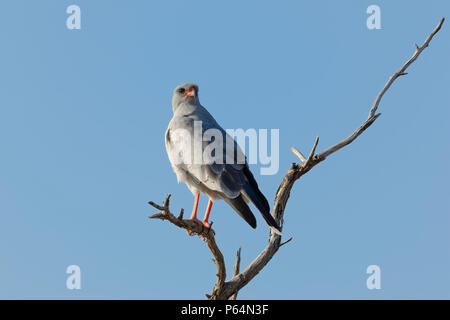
[0,1,449,299]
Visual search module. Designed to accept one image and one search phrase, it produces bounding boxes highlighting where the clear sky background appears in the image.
[0,1,449,299]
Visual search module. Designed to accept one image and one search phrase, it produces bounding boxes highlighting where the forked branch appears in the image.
[149,18,444,300]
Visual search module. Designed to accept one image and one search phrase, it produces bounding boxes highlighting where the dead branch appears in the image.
[229,247,242,300]
[149,18,444,300]
[148,194,226,294]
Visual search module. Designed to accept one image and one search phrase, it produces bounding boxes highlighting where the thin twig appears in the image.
[280,237,293,247]
[368,17,444,119]
[229,247,242,300]
[291,147,307,162]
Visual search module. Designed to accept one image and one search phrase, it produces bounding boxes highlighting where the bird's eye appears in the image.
[178,88,185,94]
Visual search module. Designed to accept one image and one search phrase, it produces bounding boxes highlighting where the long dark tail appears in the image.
[223,195,257,228]
[242,166,282,234]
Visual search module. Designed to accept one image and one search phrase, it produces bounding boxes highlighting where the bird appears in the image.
[165,83,282,236]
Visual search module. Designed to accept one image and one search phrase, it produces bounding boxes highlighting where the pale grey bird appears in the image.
[165,83,282,235]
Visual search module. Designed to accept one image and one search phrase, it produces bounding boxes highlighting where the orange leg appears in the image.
[199,199,214,240]
[202,199,213,228]
[190,193,200,220]
[186,193,201,235]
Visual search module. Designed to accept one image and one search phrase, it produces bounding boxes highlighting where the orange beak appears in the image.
[184,87,196,97]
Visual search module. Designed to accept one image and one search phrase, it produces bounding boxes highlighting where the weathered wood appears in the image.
[149,18,444,300]
[229,247,242,300]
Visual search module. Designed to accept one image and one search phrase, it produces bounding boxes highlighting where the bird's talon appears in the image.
[185,217,207,237]
[202,220,212,229]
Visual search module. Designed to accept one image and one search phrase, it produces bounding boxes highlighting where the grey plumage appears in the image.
[165,83,282,234]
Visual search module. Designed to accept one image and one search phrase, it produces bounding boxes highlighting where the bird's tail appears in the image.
[223,195,257,229]
[242,184,282,235]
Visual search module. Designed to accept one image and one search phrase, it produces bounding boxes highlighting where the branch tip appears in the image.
[303,136,319,167]
[163,194,171,208]
[291,147,307,162]
[280,237,293,247]
[177,208,184,220]
[148,201,164,211]
[148,213,164,219]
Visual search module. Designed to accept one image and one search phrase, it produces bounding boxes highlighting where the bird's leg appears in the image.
[186,193,201,235]
[198,199,214,241]
[202,199,213,229]
[189,193,200,220]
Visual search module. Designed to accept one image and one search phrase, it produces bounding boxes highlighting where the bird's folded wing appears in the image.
[166,114,252,200]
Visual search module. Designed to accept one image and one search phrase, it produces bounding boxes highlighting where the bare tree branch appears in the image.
[368,17,445,120]
[149,194,227,295]
[149,18,444,300]
[290,147,306,162]
[280,237,293,247]
[229,247,242,300]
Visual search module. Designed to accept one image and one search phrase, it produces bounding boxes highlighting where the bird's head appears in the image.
[172,83,199,112]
